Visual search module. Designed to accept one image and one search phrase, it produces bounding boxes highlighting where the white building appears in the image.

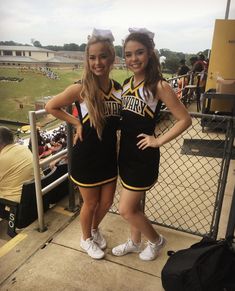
[0,45,82,67]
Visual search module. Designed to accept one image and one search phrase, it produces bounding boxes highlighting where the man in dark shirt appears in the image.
[177,59,190,76]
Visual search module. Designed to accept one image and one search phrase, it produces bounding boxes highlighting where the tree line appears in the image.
[0,40,209,74]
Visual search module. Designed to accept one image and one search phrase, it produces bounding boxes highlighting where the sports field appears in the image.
[0,67,131,123]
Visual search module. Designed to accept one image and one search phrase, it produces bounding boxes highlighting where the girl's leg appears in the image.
[92,181,116,229]
[79,186,101,240]
[119,188,159,243]
[79,187,105,260]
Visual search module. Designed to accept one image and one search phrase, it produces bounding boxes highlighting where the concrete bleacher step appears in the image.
[0,199,80,286]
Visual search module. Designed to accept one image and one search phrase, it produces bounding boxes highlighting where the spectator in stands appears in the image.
[176,59,190,98]
[28,128,46,155]
[0,126,34,203]
[45,28,122,260]
[197,53,208,93]
[189,56,205,73]
[189,54,208,94]
[177,59,190,76]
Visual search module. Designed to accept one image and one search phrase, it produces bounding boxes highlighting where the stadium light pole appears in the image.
[225,0,231,19]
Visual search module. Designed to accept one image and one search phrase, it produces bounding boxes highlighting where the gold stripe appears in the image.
[144,107,154,118]
[120,178,153,191]
[70,175,117,187]
[82,115,89,124]
[130,76,145,93]
[132,83,144,92]
[0,233,27,258]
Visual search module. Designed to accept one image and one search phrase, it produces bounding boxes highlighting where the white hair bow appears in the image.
[91,28,115,42]
[128,27,155,40]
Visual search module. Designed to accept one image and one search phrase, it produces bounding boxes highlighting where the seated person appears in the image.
[177,59,190,76]
[0,126,34,203]
[176,60,190,98]
[189,56,205,73]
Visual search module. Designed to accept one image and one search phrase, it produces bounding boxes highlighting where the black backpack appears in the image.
[161,236,235,291]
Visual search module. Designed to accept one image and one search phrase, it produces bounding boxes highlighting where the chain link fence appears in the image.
[110,111,234,238]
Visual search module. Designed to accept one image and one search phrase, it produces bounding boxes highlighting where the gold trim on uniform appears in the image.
[120,178,155,191]
[82,114,89,124]
[70,175,117,187]
[144,107,154,118]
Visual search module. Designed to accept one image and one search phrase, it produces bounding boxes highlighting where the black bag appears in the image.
[161,236,235,291]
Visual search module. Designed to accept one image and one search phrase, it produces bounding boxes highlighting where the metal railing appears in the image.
[28,109,76,233]
[167,72,205,111]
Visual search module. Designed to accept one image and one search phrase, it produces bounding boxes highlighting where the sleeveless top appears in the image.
[119,76,162,191]
[70,79,122,187]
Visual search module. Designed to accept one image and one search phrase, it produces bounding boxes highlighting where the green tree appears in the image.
[115,45,123,58]
[78,43,86,51]
[63,43,79,51]
[44,45,63,51]
[165,56,179,74]
[33,40,42,47]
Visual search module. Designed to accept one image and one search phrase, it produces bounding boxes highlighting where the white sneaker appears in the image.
[112,239,141,256]
[91,228,107,250]
[80,237,105,259]
[139,235,166,261]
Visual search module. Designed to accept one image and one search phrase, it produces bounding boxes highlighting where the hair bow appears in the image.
[128,27,155,40]
[91,28,115,42]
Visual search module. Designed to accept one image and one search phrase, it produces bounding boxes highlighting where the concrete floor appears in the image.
[0,208,200,291]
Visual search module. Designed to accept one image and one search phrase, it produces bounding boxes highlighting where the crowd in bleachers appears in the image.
[27,124,67,159]
[0,125,69,236]
[19,66,59,80]
[167,53,209,109]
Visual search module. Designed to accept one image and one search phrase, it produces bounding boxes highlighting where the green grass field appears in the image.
[0,67,132,123]
[0,67,171,123]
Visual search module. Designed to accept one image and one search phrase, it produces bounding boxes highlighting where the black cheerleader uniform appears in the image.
[119,76,162,191]
[70,79,122,187]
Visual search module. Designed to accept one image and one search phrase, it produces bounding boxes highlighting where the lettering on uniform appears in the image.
[105,101,121,116]
[122,96,146,116]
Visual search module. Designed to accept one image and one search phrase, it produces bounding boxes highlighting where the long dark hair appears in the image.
[124,32,163,99]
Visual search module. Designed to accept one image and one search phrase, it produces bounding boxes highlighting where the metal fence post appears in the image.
[29,110,47,233]
[226,186,235,239]
[211,118,235,239]
[66,105,79,212]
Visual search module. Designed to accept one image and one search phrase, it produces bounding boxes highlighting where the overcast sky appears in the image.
[0,0,234,53]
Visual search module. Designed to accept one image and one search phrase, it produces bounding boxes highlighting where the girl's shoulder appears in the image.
[156,79,171,91]
[62,82,83,102]
[155,79,175,101]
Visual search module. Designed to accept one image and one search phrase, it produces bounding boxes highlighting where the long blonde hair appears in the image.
[80,36,115,139]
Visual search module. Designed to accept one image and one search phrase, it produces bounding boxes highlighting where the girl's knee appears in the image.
[119,206,135,220]
[82,201,98,212]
